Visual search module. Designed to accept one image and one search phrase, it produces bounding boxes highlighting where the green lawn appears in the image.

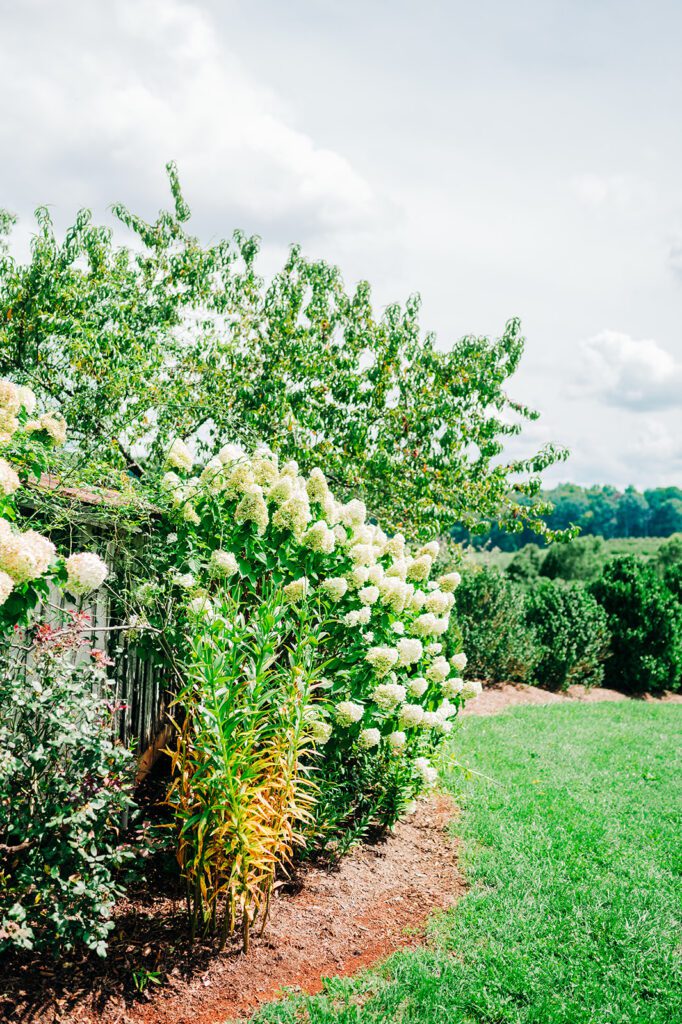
[249,703,682,1024]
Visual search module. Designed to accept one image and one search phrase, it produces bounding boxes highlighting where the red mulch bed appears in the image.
[1,796,462,1024]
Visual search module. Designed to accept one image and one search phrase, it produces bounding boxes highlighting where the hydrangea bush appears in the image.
[152,438,479,844]
[0,378,109,633]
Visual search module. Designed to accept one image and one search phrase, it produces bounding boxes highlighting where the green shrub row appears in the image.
[451,556,682,694]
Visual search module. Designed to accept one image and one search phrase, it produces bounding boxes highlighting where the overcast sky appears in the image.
[1,0,681,489]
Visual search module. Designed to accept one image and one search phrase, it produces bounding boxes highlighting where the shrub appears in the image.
[539,536,604,582]
[590,556,682,693]
[655,533,682,572]
[0,620,137,957]
[153,442,480,857]
[451,566,537,683]
[526,579,610,691]
[506,543,544,582]
[664,563,682,603]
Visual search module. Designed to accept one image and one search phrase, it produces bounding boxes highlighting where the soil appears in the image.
[461,681,682,716]
[1,796,463,1024]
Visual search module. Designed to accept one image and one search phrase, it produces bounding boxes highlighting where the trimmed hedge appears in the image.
[526,579,610,691]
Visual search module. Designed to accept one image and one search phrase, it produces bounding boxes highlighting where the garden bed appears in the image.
[1,796,461,1024]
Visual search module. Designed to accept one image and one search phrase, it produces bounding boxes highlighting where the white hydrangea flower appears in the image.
[218,442,247,466]
[408,554,433,582]
[167,438,193,472]
[396,636,424,667]
[0,528,56,583]
[372,682,407,711]
[366,645,400,677]
[269,475,294,505]
[451,651,468,672]
[438,699,458,719]
[441,677,464,699]
[310,720,333,745]
[437,719,454,735]
[65,552,109,596]
[385,558,408,580]
[378,576,408,613]
[283,576,309,604]
[349,543,377,567]
[432,616,450,636]
[410,589,428,611]
[173,572,195,588]
[0,380,20,413]
[0,459,20,496]
[199,456,224,492]
[235,485,269,535]
[425,590,451,615]
[359,727,381,749]
[183,504,200,525]
[272,494,311,537]
[399,703,425,728]
[410,612,438,637]
[387,730,407,750]
[352,524,375,545]
[426,643,442,656]
[166,532,178,544]
[346,567,368,591]
[438,571,462,593]
[209,549,239,577]
[340,498,366,528]
[359,584,380,606]
[187,595,215,619]
[0,569,14,606]
[303,520,336,554]
[367,563,385,586]
[357,606,371,624]
[417,541,440,560]
[362,630,375,643]
[414,757,438,788]
[344,609,361,627]
[0,409,19,443]
[461,680,483,700]
[426,656,451,683]
[305,467,328,504]
[421,710,444,729]
[16,386,36,415]
[407,676,428,698]
[386,533,406,559]
[321,576,348,602]
[251,455,279,489]
[26,411,67,446]
[391,621,405,635]
[335,701,364,726]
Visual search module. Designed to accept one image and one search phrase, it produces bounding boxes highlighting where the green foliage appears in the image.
[0,622,137,957]
[655,532,682,571]
[539,535,604,582]
[451,566,537,683]
[590,556,682,694]
[505,542,544,581]
[664,562,682,603]
[526,579,609,690]
[0,165,569,540]
[166,589,317,950]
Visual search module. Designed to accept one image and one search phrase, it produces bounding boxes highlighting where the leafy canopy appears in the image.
[0,163,568,539]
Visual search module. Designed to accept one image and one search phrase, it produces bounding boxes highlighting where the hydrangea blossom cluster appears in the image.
[0,381,108,613]
[164,442,479,799]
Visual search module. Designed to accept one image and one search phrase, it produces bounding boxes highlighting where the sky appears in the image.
[1,0,681,490]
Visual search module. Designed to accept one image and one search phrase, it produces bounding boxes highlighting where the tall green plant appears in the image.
[166,588,318,950]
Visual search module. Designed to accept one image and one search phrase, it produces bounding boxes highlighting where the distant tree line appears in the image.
[454,484,682,550]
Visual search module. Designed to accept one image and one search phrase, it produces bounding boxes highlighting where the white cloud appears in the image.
[571,174,648,208]
[0,0,376,237]
[573,330,682,411]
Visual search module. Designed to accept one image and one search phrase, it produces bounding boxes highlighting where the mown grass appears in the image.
[248,703,682,1024]
[466,535,668,573]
